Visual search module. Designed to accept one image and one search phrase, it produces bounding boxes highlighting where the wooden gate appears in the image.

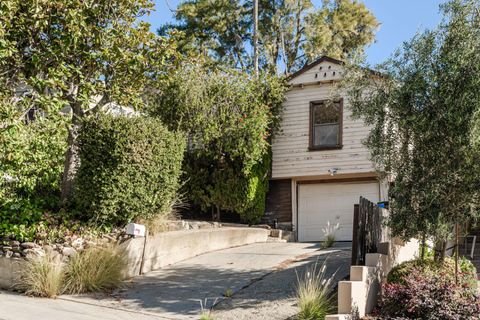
[351,197,384,265]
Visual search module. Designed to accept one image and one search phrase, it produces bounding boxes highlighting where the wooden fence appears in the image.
[351,197,385,266]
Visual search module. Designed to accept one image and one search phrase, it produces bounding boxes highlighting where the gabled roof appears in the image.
[288,56,344,81]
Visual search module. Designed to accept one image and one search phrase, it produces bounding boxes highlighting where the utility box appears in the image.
[126,223,146,237]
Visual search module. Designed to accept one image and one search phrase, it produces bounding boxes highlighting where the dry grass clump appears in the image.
[18,252,65,298]
[295,260,336,320]
[17,244,127,297]
[321,221,340,249]
[63,245,127,294]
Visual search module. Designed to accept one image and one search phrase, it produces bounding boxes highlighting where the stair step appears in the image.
[266,237,287,243]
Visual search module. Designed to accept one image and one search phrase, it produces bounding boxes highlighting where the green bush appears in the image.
[74,114,185,226]
[200,151,271,224]
[0,116,67,241]
[151,64,286,223]
[387,257,477,289]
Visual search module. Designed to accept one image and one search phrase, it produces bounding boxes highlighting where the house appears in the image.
[266,56,387,242]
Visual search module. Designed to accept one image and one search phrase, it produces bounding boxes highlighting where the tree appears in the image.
[148,63,286,222]
[0,0,177,204]
[345,0,480,259]
[160,0,378,74]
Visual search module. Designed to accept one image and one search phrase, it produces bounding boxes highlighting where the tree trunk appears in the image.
[60,115,81,205]
[420,233,426,260]
[434,238,447,262]
[211,206,221,222]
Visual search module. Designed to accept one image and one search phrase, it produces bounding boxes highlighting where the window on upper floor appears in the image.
[309,99,343,150]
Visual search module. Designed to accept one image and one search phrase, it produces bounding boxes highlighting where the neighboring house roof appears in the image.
[288,56,344,81]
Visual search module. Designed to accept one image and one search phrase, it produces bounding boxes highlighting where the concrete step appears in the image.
[350,265,377,282]
[270,229,282,238]
[365,253,388,268]
[325,315,350,320]
[338,281,367,315]
[266,237,287,243]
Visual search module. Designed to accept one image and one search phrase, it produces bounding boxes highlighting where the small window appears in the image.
[309,99,343,150]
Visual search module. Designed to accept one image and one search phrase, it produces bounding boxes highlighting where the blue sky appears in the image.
[143,0,445,65]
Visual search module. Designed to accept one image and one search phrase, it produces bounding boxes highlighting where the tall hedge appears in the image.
[149,64,286,223]
[74,114,185,226]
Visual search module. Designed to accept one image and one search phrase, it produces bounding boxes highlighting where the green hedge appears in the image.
[0,117,67,241]
[74,114,185,226]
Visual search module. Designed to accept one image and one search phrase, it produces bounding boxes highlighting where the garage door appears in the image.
[298,182,379,242]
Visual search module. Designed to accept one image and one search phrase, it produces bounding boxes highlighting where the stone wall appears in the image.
[0,257,25,289]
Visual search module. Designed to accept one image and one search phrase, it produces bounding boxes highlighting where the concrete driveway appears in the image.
[0,242,351,320]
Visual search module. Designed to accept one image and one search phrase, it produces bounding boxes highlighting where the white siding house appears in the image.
[266,56,387,242]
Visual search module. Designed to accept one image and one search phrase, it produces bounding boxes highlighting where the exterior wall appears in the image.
[272,60,375,179]
[264,179,292,228]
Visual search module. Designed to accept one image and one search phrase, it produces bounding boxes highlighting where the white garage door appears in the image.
[298,182,379,242]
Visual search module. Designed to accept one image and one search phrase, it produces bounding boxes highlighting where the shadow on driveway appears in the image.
[65,242,351,320]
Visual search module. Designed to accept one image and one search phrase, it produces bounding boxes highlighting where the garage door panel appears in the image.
[298,182,379,242]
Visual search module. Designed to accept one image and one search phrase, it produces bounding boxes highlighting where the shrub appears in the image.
[151,64,286,223]
[74,114,185,226]
[295,260,336,320]
[322,235,335,249]
[387,257,477,289]
[63,245,127,294]
[377,268,480,319]
[321,221,340,249]
[18,252,65,298]
[0,117,67,241]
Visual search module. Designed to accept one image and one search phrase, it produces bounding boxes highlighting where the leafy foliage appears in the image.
[0,97,67,241]
[377,268,480,319]
[74,114,185,226]
[160,0,378,73]
[150,64,286,223]
[387,257,477,290]
[0,0,178,202]
[345,0,480,243]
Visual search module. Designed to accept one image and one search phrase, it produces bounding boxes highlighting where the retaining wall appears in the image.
[0,257,25,290]
[0,226,269,289]
[122,227,270,277]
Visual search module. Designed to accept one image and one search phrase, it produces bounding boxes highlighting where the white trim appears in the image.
[291,179,298,241]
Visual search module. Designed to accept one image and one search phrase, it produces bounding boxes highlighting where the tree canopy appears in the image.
[345,0,480,247]
[160,0,378,74]
[0,0,178,203]
[148,64,286,222]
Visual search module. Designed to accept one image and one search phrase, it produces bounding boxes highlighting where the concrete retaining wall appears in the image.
[122,227,270,277]
[0,227,269,289]
[0,258,25,290]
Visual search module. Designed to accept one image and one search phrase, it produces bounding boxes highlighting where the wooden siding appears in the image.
[264,179,292,224]
[272,61,375,179]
